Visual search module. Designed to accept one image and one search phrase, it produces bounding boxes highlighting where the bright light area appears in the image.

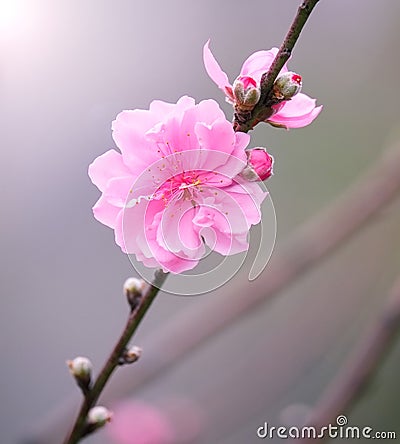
[0,0,31,40]
[0,0,21,27]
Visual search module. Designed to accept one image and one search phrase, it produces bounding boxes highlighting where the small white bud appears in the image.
[123,277,146,309]
[273,71,302,100]
[67,357,92,378]
[122,345,143,364]
[123,277,146,294]
[67,357,93,393]
[87,406,113,426]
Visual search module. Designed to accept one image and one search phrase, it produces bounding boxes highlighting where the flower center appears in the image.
[158,171,203,206]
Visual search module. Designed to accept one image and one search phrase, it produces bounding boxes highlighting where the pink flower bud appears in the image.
[233,76,261,111]
[273,71,302,100]
[240,148,274,182]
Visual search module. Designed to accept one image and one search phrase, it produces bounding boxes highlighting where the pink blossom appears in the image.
[89,96,267,273]
[203,40,322,129]
[107,401,175,444]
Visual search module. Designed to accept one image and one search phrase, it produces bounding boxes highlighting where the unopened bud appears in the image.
[67,357,92,392]
[273,72,302,100]
[124,277,146,310]
[84,406,113,435]
[233,76,261,112]
[240,148,274,182]
[87,406,113,426]
[120,345,143,365]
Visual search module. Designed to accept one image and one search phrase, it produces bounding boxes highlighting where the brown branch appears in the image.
[234,0,321,133]
[295,276,400,444]
[63,270,168,444]
[260,0,320,102]
[29,138,400,443]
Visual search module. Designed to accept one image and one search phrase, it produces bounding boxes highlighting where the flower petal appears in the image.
[203,40,231,90]
[112,109,162,171]
[268,93,323,129]
[240,48,288,84]
[88,149,131,192]
[92,195,121,229]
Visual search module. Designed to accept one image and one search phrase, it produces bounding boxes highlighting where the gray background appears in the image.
[1,0,400,443]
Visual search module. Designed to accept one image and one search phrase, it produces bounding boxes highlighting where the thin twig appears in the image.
[295,276,400,444]
[260,0,320,103]
[63,270,168,444]
[30,139,400,443]
[234,0,321,132]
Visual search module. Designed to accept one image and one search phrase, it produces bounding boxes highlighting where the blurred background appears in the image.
[1,0,400,443]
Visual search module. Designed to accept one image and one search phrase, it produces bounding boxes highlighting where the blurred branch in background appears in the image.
[296,275,400,444]
[29,135,400,443]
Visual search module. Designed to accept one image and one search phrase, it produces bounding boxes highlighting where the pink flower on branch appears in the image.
[203,40,322,129]
[89,96,268,274]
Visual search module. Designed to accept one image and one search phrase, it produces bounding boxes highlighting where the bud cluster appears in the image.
[233,76,261,113]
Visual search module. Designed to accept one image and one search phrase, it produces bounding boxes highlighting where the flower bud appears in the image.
[240,148,274,182]
[273,72,302,100]
[233,76,261,112]
[67,357,92,392]
[120,345,143,365]
[124,277,146,310]
[87,406,113,426]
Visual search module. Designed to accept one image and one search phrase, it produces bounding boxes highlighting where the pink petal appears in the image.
[157,200,203,258]
[149,96,195,120]
[203,40,231,90]
[269,93,323,129]
[92,195,121,229]
[104,176,134,207]
[88,150,131,192]
[112,110,161,171]
[149,96,195,121]
[182,99,226,130]
[224,179,266,226]
[120,199,203,274]
[240,48,288,84]
[147,99,225,157]
[195,118,236,155]
[196,205,248,256]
